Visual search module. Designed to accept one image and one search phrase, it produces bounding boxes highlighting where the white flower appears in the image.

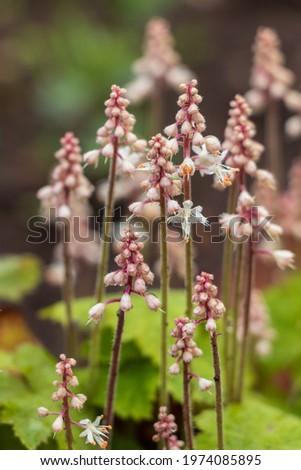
[118,146,143,174]
[79,416,111,449]
[167,200,209,240]
[178,157,195,177]
[271,250,295,270]
[70,393,87,410]
[128,201,144,216]
[198,378,213,392]
[193,144,234,187]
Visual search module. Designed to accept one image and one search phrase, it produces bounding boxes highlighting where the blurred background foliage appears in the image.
[1,0,301,450]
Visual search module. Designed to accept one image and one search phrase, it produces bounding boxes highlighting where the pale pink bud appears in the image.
[145,294,161,311]
[113,270,127,285]
[182,120,193,135]
[256,169,276,190]
[83,149,100,166]
[132,139,147,152]
[205,318,217,333]
[37,407,50,417]
[192,132,204,146]
[52,415,64,433]
[160,176,171,188]
[68,375,79,387]
[120,293,132,312]
[237,190,254,210]
[183,323,195,336]
[88,302,106,322]
[134,278,146,293]
[198,378,213,391]
[129,201,144,216]
[146,187,159,200]
[126,132,137,144]
[164,123,178,137]
[104,271,116,286]
[70,393,87,410]
[183,351,193,363]
[192,347,203,357]
[167,199,181,214]
[65,174,76,188]
[204,135,221,153]
[168,138,179,153]
[102,143,114,158]
[114,125,124,138]
[169,362,180,375]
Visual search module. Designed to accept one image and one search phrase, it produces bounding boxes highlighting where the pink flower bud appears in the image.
[52,415,64,433]
[102,143,114,158]
[134,278,146,293]
[83,149,100,166]
[120,293,132,312]
[204,135,221,153]
[57,205,71,218]
[198,378,213,391]
[145,294,161,311]
[88,302,106,322]
[164,123,178,137]
[68,375,79,387]
[129,201,144,216]
[205,318,217,334]
[70,393,87,410]
[37,407,50,417]
[169,362,180,375]
[167,200,180,214]
[183,351,193,363]
[104,271,116,286]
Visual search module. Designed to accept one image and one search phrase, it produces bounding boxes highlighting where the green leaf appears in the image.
[195,395,301,449]
[2,398,52,450]
[0,254,41,302]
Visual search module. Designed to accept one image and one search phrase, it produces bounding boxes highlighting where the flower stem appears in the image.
[62,221,75,357]
[235,239,253,402]
[265,99,283,188]
[104,309,125,439]
[184,175,193,318]
[159,188,169,407]
[88,140,118,382]
[228,242,243,402]
[210,332,224,450]
[221,182,237,399]
[62,370,73,450]
[183,362,194,450]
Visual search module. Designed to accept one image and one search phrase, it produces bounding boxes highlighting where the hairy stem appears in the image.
[183,362,194,450]
[211,332,224,450]
[62,222,75,357]
[159,188,169,407]
[235,239,253,402]
[265,99,283,188]
[184,175,193,318]
[104,309,125,437]
[88,139,118,382]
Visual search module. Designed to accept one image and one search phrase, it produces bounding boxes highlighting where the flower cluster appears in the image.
[219,190,295,269]
[245,27,294,112]
[88,227,160,322]
[152,406,184,450]
[37,132,93,218]
[129,134,182,217]
[164,79,235,187]
[192,272,226,334]
[222,95,270,186]
[38,354,111,449]
[126,17,193,104]
[84,85,146,173]
[168,316,212,392]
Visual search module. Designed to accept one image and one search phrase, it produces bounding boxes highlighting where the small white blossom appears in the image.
[271,250,295,270]
[79,416,111,449]
[167,200,209,240]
